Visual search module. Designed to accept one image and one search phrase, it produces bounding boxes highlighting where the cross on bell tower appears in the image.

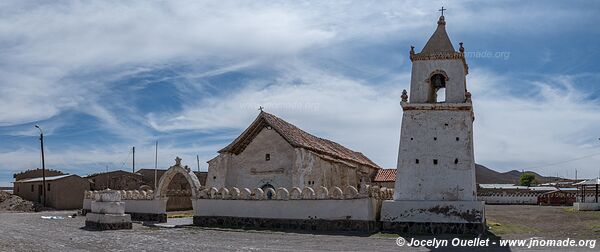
[438,6,446,16]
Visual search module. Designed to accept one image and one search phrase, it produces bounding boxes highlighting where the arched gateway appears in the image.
[155,157,202,200]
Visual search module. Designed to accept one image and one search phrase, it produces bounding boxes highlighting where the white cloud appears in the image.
[149,64,600,179]
[0,1,335,126]
[0,142,222,186]
[470,70,600,178]
[1,1,599,186]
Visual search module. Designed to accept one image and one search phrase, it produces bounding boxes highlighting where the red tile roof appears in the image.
[220,112,380,169]
[373,168,396,182]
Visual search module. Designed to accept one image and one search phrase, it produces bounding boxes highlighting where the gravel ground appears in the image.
[0,206,598,252]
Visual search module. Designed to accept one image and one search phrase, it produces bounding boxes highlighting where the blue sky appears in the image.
[1,1,600,186]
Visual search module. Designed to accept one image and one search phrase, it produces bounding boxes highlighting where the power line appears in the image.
[521,151,600,170]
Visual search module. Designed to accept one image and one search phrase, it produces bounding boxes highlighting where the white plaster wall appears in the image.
[409,59,467,103]
[478,195,538,205]
[579,195,600,203]
[573,202,600,211]
[394,109,476,201]
[192,198,379,221]
[122,199,167,214]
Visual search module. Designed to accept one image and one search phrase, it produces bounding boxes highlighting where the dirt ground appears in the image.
[0,205,598,251]
[485,204,600,239]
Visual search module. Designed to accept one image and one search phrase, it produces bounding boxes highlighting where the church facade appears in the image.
[206,111,380,190]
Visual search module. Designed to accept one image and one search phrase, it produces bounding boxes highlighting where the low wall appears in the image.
[193,198,379,221]
[578,195,600,203]
[193,185,392,232]
[477,193,538,205]
[83,190,167,222]
[573,202,600,211]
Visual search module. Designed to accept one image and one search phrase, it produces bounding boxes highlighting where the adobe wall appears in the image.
[208,128,295,189]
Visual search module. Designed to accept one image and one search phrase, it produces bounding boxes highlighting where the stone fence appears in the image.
[85,190,155,201]
[83,186,394,201]
[197,185,394,201]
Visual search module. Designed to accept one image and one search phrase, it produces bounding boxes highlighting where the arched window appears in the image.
[430,74,446,103]
[427,70,449,103]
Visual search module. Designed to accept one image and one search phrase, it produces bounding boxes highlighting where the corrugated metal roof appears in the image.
[574,178,600,185]
[529,186,558,191]
[14,174,74,183]
[373,169,396,182]
[478,184,524,189]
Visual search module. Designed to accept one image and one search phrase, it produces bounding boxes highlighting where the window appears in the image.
[265,153,271,161]
[428,72,448,103]
[47,183,51,191]
[454,158,459,164]
[433,159,438,165]
[31,185,34,192]
[416,159,420,164]
[213,176,217,180]
[456,137,460,141]
[434,137,437,141]
[410,137,414,141]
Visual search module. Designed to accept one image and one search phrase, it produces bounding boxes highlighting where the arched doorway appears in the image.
[260,183,275,200]
[155,157,202,218]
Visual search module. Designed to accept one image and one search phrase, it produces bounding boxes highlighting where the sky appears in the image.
[1,0,600,186]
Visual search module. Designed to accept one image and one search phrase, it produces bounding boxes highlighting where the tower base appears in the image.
[380,200,485,234]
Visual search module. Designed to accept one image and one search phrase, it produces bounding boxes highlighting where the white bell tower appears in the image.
[380,11,485,234]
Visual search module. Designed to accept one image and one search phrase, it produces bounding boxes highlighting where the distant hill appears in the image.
[475,164,559,185]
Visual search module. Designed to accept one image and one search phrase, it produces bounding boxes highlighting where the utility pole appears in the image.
[154,141,158,190]
[106,164,110,189]
[132,146,135,173]
[34,125,46,207]
[197,155,200,172]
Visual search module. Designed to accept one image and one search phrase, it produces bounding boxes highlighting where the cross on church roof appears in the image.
[439,6,446,16]
[258,106,264,112]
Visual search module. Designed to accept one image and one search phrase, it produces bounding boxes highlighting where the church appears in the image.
[206,111,381,191]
